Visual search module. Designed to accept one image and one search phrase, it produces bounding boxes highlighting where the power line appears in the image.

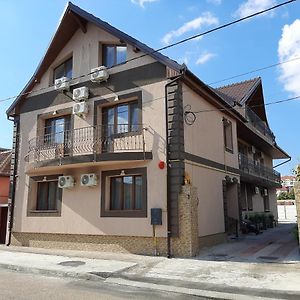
[209,56,300,86]
[0,0,296,105]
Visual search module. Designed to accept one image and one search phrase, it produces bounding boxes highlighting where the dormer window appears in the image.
[103,45,127,68]
[53,57,73,81]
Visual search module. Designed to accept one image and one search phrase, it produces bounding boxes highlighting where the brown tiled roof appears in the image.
[0,150,11,176]
[214,78,261,105]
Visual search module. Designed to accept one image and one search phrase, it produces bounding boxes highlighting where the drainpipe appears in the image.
[6,116,19,246]
[273,157,291,169]
[164,73,184,259]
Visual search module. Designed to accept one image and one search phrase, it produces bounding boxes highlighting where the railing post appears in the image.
[142,127,146,160]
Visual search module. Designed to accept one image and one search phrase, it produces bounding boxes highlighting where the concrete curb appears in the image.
[0,262,108,281]
[1,262,300,300]
[106,277,287,300]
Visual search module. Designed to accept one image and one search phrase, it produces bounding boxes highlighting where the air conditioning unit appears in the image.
[58,175,75,189]
[54,77,70,91]
[80,173,98,187]
[73,86,89,101]
[263,189,268,196]
[90,66,109,82]
[73,102,88,116]
[255,186,260,194]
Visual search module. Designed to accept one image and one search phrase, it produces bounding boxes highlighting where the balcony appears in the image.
[238,153,280,184]
[245,107,275,143]
[26,124,150,166]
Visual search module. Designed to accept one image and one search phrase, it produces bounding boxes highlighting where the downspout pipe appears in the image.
[273,157,291,169]
[6,116,19,246]
[164,74,184,259]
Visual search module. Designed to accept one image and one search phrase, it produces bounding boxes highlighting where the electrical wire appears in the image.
[0,0,296,105]
[209,55,300,86]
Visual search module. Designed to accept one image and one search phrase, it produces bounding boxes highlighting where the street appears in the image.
[0,269,201,300]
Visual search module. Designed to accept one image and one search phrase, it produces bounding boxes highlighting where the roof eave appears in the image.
[184,69,247,122]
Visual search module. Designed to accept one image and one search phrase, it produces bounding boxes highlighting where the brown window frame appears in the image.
[53,57,73,82]
[102,44,127,68]
[101,168,147,218]
[110,175,143,211]
[102,100,142,136]
[223,118,233,153]
[27,175,63,217]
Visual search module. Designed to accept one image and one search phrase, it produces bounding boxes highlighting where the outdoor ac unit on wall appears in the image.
[54,77,70,91]
[90,66,109,82]
[80,173,98,187]
[58,175,75,189]
[73,86,89,101]
[73,102,88,116]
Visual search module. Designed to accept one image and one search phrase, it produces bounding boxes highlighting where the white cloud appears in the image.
[161,12,219,45]
[278,19,300,96]
[131,0,158,8]
[235,0,277,18]
[196,52,216,65]
[207,0,222,5]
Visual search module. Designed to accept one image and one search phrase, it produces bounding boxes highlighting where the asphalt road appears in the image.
[0,269,202,300]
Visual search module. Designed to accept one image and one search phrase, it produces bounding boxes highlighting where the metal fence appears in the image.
[245,107,275,142]
[238,152,280,183]
[27,124,146,163]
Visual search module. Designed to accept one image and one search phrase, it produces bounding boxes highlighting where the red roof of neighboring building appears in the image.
[0,150,11,176]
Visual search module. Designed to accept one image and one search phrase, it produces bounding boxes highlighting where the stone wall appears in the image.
[171,185,199,257]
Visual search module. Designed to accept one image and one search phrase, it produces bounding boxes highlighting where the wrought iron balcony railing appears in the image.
[245,107,275,143]
[27,124,147,163]
[238,153,280,183]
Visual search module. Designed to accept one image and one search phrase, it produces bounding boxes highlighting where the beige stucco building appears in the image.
[5,3,289,257]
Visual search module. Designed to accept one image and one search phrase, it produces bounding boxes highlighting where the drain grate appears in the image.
[258,256,279,261]
[58,260,86,267]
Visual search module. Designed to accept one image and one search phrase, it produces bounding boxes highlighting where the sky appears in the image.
[0,0,299,175]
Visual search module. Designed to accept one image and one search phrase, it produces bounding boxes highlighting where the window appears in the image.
[110,175,143,211]
[101,168,147,217]
[102,101,140,135]
[36,180,61,211]
[44,116,71,145]
[53,57,73,81]
[103,45,127,68]
[223,118,233,152]
[246,185,253,211]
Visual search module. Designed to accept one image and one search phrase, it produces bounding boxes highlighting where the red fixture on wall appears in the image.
[158,161,165,170]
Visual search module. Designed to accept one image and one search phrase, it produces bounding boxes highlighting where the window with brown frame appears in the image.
[246,185,253,211]
[102,45,127,68]
[110,175,143,210]
[223,118,233,153]
[263,192,270,212]
[102,101,141,135]
[53,57,73,81]
[36,180,61,211]
[101,168,147,217]
[44,116,71,144]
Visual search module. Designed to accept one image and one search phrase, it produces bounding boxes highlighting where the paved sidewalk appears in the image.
[0,224,299,299]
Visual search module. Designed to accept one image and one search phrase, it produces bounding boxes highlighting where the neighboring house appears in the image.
[276,175,296,196]
[5,3,289,257]
[0,149,11,244]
